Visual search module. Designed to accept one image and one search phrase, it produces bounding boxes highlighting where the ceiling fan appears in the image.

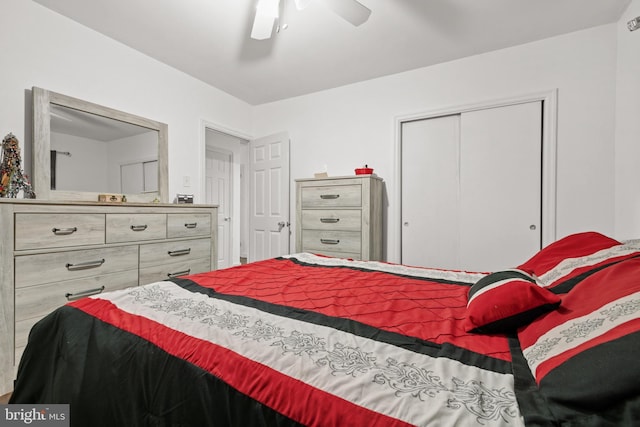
[251,0,371,40]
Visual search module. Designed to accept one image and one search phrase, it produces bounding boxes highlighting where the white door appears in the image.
[248,132,290,262]
[401,115,461,269]
[206,149,232,269]
[459,102,541,271]
[401,101,542,271]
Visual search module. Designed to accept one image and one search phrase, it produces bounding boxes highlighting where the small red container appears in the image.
[355,167,374,175]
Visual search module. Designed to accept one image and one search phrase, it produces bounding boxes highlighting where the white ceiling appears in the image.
[32,0,631,105]
[51,104,154,141]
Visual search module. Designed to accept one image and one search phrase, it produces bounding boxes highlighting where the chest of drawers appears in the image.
[295,175,383,261]
[0,200,217,395]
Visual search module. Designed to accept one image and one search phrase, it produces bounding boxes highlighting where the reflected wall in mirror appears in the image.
[33,87,168,202]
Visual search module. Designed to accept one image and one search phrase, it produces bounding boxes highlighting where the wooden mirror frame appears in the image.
[32,86,168,203]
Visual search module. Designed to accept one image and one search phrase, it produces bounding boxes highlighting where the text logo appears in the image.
[0,405,69,427]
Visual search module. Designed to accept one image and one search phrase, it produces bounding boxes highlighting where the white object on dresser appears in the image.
[295,175,383,261]
[0,200,218,395]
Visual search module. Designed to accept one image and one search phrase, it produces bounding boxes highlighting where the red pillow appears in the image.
[517,232,622,290]
[465,269,561,334]
[515,257,640,423]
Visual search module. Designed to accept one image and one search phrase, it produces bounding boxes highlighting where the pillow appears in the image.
[514,257,640,424]
[465,269,561,334]
[517,232,625,291]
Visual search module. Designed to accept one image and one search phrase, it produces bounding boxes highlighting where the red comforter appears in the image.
[11,236,640,426]
[188,254,512,361]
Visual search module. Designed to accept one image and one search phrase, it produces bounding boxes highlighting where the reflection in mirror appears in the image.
[33,87,168,202]
[50,104,159,194]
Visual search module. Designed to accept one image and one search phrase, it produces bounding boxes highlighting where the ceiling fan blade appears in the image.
[251,14,276,39]
[321,0,371,26]
[251,0,280,40]
[294,0,313,11]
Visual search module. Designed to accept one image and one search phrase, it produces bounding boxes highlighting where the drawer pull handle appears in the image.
[184,222,198,229]
[320,238,340,245]
[65,286,106,301]
[320,194,340,200]
[168,248,191,256]
[66,259,106,271]
[130,224,148,232]
[320,218,340,223]
[52,227,78,235]
[168,269,191,278]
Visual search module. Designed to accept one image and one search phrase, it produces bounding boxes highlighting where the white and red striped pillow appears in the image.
[517,232,634,292]
[515,256,640,418]
[511,235,640,426]
[518,257,640,383]
[465,233,640,335]
[465,269,561,334]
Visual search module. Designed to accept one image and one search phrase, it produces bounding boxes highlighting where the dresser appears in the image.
[0,200,217,395]
[295,175,383,261]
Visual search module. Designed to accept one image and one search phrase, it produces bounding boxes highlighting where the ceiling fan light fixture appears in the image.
[251,0,280,40]
[250,0,370,40]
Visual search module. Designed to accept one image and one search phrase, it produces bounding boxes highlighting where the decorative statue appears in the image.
[0,133,36,198]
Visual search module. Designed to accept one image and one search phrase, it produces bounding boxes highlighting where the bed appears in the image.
[9,232,640,426]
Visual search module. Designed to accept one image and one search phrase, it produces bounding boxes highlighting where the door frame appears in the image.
[393,89,558,264]
[200,120,252,266]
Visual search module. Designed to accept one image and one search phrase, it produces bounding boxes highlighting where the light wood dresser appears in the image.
[295,175,383,261]
[0,200,217,395]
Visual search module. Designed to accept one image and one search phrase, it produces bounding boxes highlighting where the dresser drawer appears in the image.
[301,184,362,208]
[301,230,361,254]
[14,213,105,250]
[140,238,211,268]
[139,257,211,285]
[106,213,167,243]
[14,269,137,363]
[167,213,212,238]
[15,269,138,326]
[301,209,361,231]
[15,245,139,288]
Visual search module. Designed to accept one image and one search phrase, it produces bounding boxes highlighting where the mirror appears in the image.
[32,87,168,202]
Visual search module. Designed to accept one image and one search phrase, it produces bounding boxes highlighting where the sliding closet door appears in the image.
[459,102,542,271]
[401,115,461,269]
[401,101,542,271]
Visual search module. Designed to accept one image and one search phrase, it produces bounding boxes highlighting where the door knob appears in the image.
[277,221,290,231]
[530,224,537,230]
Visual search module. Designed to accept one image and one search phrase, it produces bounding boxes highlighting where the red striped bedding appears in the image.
[9,233,640,426]
[11,253,520,426]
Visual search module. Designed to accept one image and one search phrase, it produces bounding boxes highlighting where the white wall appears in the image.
[0,0,252,202]
[252,25,619,262]
[2,0,631,264]
[615,0,640,240]
[50,133,107,192]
